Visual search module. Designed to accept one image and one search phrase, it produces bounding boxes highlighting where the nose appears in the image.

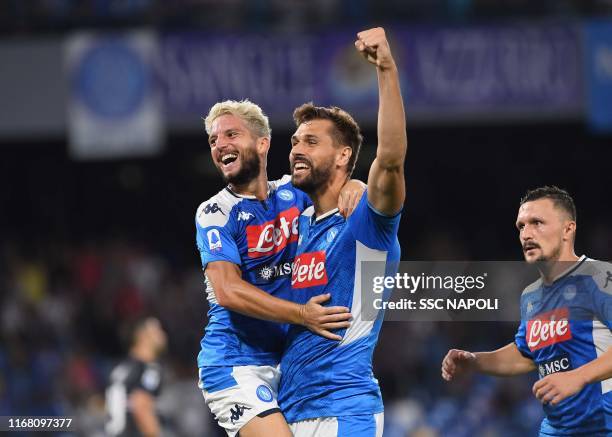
[521,225,534,242]
[216,136,230,150]
[290,140,308,161]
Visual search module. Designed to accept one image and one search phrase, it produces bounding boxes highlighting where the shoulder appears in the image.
[577,257,612,294]
[268,174,292,192]
[521,278,542,296]
[270,175,300,203]
[196,188,242,228]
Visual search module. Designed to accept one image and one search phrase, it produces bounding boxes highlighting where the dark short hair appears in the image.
[520,186,576,221]
[293,103,363,177]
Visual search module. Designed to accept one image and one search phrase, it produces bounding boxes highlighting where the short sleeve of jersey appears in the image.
[346,189,401,250]
[514,321,533,359]
[195,201,240,270]
[591,269,612,330]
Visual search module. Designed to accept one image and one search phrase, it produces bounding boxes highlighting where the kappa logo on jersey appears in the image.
[203,202,224,215]
[605,271,612,288]
[292,251,328,289]
[207,229,222,251]
[527,307,573,351]
[237,211,254,221]
[537,354,572,378]
[229,403,252,425]
[246,207,300,258]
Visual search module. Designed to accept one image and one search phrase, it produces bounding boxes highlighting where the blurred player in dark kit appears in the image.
[278,27,407,436]
[105,317,167,437]
[443,186,612,436]
[195,99,364,436]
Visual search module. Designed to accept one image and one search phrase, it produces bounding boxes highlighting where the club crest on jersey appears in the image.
[327,227,338,243]
[246,207,300,258]
[537,353,572,378]
[292,251,328,289]
[256,384,274,402]
[277,189,294,202]
[563,284,577,301]
[527,307,572,351]
[207,229,222,251]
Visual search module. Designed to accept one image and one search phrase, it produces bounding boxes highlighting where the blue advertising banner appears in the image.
[157,24,584,127]
[584,20,612,132]
[314,24,583,122]
[158,33,317,123]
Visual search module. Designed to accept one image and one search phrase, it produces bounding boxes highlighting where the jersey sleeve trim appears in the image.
[367,199,403,219]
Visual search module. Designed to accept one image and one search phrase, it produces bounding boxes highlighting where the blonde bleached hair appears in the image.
[204,99,271,138]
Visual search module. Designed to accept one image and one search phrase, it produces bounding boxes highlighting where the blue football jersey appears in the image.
[514,256,612,435]
[195,175,310,367]
[278,192,401,422]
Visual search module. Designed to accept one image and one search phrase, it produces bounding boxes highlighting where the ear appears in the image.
[336,146,352,168]
[563,220,576,242]
[257,136,270,155]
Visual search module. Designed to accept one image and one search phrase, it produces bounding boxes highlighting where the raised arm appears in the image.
[355,27,407,216]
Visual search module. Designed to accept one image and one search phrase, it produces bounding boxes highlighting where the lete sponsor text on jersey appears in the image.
[291,251,328,289]
[246,207,300,258]
[527,307,573,351]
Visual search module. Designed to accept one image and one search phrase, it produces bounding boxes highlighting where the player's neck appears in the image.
[310,174,346,218]
[539,249,580,284]
[228,171,269,200]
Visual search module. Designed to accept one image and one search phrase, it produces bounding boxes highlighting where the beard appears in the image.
[537,244,561,263]
[219,148,261,186]
[291,158,333,194]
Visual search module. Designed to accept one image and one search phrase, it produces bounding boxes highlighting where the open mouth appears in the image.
[292,161,310,175]
[220,153,238,167]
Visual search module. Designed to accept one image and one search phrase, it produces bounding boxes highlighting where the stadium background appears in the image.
[1,1,612,436]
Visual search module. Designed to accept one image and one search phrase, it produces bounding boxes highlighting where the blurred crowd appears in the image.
[0,237,546,436]
[2,0,612,35]
[0,240,215,435]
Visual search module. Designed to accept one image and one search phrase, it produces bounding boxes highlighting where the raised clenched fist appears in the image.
[354,27,396,71]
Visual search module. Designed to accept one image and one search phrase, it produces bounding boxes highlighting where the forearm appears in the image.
[215,278,303,324]
[134,413,160,437]
[577,347,612,384]
[376,64,407,169]
[131,395,161,437]
[474,343,536,376]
